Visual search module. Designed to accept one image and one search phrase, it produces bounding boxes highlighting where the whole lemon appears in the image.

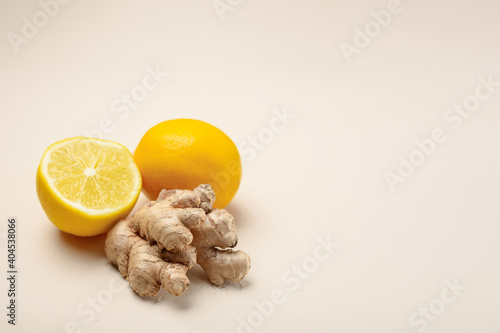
[134,119,242,208]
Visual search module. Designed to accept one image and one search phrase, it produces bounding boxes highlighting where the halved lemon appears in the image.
[36,137,142,236]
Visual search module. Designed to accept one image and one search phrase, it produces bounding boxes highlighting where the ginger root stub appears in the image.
[104,184,251,297]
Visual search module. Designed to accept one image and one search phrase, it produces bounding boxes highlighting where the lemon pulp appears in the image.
[37,137,142,236]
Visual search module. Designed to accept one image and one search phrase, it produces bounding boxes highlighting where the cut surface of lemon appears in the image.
[36,137,142,236]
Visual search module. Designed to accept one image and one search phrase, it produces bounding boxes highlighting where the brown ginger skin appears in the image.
[104,184,250,297]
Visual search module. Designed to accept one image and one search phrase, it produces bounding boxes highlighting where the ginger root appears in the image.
[104,184,251,297]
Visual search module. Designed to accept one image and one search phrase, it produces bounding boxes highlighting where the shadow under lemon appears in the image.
[55,194,150,257]
[58,230,107,258]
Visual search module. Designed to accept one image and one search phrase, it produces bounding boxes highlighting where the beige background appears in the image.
[1,0,500,332]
